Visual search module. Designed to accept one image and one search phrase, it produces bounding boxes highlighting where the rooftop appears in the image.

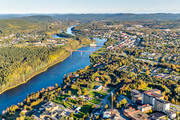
[156,98,170,104]
[124,108,149,120]
[149,112,166,120]
[132,89,141,94]
[144,89,160,94]
[138,104,152,109]
[144,89,163,98]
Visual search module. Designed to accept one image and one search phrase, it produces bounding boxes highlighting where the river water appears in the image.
[0,26,106,113]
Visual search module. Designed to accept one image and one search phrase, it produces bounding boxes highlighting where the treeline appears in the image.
[56,32,73,38]
[54,13,180,22]
[0,15,62,37]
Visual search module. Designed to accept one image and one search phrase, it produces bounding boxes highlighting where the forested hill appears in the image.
[0,15,59,36]
[0,15,91,94]
[0,14,31,19]
[21,15,57,22]
[47,13,180,21]
[1,13,180,22]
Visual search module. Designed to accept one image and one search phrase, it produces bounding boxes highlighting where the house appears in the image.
[75,107,81,114]
[75,107,81,111]
[20,109,28,116]
[94,85,103,91]
[103,109,111,119]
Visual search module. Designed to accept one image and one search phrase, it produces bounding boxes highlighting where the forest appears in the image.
[0,46,68,92]
[0,15,92,93]
[0,33,90,93]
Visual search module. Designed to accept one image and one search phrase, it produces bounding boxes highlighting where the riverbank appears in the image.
[0,37,106,116]
[1,38,107,119]
[0,44,86,95]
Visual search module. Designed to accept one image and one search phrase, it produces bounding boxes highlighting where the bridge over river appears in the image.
[0,26,107,113]
[67,45,104,55]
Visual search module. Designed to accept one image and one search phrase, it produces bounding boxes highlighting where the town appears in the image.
[1,18,179,120]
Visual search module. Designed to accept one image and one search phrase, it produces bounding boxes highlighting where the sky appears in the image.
[0,0,180,14]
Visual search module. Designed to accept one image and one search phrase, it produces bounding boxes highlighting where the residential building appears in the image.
[93,85,103,91]
[103,109,111,119]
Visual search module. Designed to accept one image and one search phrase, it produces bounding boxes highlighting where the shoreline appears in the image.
[0,45,86,95]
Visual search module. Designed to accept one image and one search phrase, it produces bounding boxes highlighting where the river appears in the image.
[0,26,106,113]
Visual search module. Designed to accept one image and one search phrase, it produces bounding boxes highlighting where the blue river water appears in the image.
[0,26,106,113]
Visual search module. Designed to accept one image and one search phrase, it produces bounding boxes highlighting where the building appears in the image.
[144,89,161,95]
[142,89,163,105]
[165,109,177,119]
[124,108,149,120]
[93,85,103,91]
[154,98,170,113]
[131,89,142,103]
[113,109,125,120]
[149,112,167,120]
[103,109,111,119]
[138,104,152,113]
[132,94,142,103]
[131,89,176,120]
[142,89,170,113]
[131,89,141,96]
[75,107,81,114]
[31,115,41,120]
[39,102,68,120]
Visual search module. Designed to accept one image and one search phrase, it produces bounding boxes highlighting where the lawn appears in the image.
[74,104,92,118]
[53,94,71,108]
[89,98,101,104]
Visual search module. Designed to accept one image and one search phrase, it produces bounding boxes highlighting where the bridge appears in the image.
[68,49,100,56]
[71,50,94,53]
[70,50,95,56]
[89,45,104,47]
[66,44,104,56]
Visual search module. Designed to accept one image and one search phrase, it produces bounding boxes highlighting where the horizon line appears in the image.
[1,12,180,15]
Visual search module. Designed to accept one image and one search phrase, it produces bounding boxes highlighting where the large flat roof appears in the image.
[144,89,163,98]
[124,108,149,120]
[149,112,166,120]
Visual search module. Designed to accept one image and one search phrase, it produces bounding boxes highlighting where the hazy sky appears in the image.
[0,0,180,14]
